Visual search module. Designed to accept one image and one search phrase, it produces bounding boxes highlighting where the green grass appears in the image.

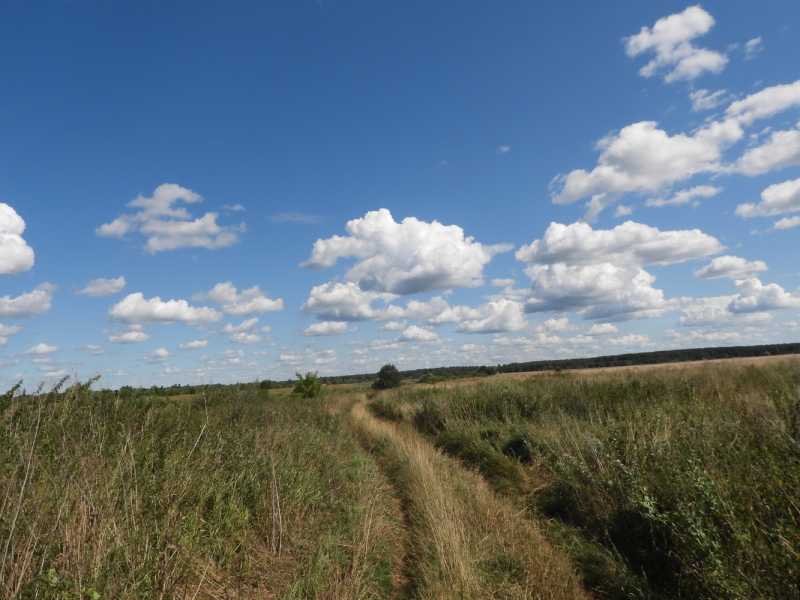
[0,379,400,599]
[369,360,800,600]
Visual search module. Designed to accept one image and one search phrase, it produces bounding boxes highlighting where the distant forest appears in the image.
[317,341,800,385]
[120,342,800,394]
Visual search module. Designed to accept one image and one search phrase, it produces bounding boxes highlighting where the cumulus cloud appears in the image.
[108,331,151,344]
[144,348,171,364]
[77,276,126,297]
[452,300,526,334]
[398,325,440,342]
[0,203,35,275]
[77,344,104,355]
[22,343,60,356]
[729,278,800,313]
[230,332,263,344]
[516,221,720,321]
[533,317,579,334]
[516,221,723,267]
[300,281,449,322]
[550,119,738,214]
[587,323,618,336]
[109,293,222,325]
[220,318,260,334]
[693,255,768,279]
[179,340,208,350]
[646,185,722,207]
[0,324,23,337]
[613,205,634,217]
[735,178,800,217]
[771,216,800,230]
[624,6,727,83]
[0,283,57,319]
[678,295,772,328]
[95,184,244,253]
[379,320,407,331]
[300,321,349,336]
[690,89,727,111]
[551,81,800,216]
[734,125,800,175]
[193,282,283,316]
[302,209,510,295]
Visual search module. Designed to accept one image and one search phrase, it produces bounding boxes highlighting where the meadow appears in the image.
[1,357,798,599]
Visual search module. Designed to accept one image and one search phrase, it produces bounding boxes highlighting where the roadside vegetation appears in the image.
[3,356,798,599]
[0,378,399,599]
[368,359,800,599]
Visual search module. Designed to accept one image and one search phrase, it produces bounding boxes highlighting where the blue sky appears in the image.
[2,1,800,388]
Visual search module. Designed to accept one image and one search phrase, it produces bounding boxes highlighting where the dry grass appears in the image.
[351,400,585,600]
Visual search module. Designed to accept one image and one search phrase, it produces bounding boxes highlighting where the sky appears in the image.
[2,1,800,389]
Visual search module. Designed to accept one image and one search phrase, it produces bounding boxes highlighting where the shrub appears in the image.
[373,364,402,390]
[293,371,324,398]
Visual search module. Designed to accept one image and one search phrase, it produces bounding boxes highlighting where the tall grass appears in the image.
[352,400,585,599]
[370,360,800,600]
[0,379,400,599]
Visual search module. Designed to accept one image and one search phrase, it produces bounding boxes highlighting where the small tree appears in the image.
[373,364,402,390]
[293,371,324,398]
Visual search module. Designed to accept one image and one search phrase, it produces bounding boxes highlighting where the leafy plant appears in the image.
[373,364,402,390]
[293,371,325,398]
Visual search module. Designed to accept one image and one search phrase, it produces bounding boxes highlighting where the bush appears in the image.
[293,371,324,398]
[373,364,402,390]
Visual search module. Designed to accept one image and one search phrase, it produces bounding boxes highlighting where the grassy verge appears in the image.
[0,379,400,599]
[352,400,585,599]
[368,360,800,600]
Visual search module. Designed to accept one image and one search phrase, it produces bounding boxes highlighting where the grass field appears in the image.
[1,358,798,598]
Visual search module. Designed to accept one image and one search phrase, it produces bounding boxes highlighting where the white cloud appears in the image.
[552,81,800,216]
[491,278,515,287]
[398,325,440,342]
[550,120,738,214]
[743,37,763,60]
[533,317,579,334]
[613,205,634,217]
[300,281,449,322]
[302,209,511,295]
[314,349,338,365]
[96,184,244,253]
[300,321,349,336]
[144,348,171,364]
[379,320,407,331]
[77,344,104,355]
[516,221,723,267]
[109,293,223,325]
[497,145,510,155]
[222,204,245,211]
[624,6,727,83]
[646,185,722,207]
[164,366,181,374]
[734,125,800,175]
[724,80,800,126]
[524,263,681,321]
[689,89,727,111]
[729,278,800,313]
[678,295,772,328]
[606,333,651,348]
[220,318,260,333]
[77,276,126,297]
[772,216,800,230]
[22,343,60,356]
[736,178,800,217]
[179,340,208,350]
[193,282,283,316]
[693,255,768,279]
[0,283,57,319]
[453,299,526,334]
[0,324,23,337]
[230,332,263,344]
[0,203,35,275]
[108,331,151,344]
[587,323,618,336]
